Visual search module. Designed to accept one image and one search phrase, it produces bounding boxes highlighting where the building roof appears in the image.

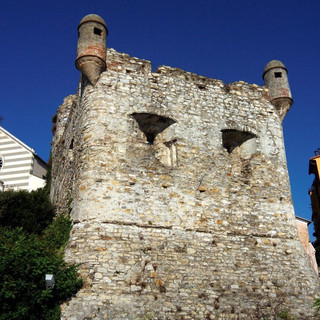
[0,126,47,164]
[0,126,35,153]
[295,215,312,225]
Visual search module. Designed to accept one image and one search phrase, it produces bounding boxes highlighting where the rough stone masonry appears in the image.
[50,14,320,319]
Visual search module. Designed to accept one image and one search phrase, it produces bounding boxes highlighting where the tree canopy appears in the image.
[0,188,82,320]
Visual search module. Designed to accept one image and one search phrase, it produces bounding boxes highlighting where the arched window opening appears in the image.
[221,129,257,180]
[222,129,257,156]
[132,113,175,145]
[132,113,177,167]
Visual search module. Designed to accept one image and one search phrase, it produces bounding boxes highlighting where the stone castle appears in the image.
[51,14,320,319]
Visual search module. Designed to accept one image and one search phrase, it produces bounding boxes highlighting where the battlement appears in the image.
[106,48,269,98]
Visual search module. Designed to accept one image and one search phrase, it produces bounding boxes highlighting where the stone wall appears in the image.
[51,49,320,319]
[51,94,77,214]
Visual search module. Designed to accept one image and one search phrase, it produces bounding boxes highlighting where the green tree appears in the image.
[0,227,82,320]
[0,184,82,319]
[0,189,54,234]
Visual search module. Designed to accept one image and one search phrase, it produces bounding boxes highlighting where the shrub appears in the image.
[313,298,320,315]
[42,214,73,255]
[0,226,82,320]
[0,185,82,319]
[0,189,54,234]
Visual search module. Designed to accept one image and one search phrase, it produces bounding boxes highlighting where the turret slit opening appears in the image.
[68,139,74,162]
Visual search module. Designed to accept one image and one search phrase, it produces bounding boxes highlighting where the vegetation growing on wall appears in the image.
[0,187,82,320]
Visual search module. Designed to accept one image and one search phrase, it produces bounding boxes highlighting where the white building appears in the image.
[0,126,47,191]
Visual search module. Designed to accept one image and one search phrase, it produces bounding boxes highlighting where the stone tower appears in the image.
[75,14,108,86]
[51,14,320,320]
[263,60,293,121]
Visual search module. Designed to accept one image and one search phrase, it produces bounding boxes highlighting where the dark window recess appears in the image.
[274,72,282,78]
[94,28,102,36]
[132,113,176,144]
[221,129,256,154]
[69,139,74,150]
[68,139,74,161]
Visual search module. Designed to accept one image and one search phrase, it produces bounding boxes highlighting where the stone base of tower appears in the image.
[61,222,319,320]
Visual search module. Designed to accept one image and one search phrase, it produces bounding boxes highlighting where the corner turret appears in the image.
[75,14,108,86]
[263,60,293,121]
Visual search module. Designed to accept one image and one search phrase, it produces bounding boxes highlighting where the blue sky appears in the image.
[1,1,320,234]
